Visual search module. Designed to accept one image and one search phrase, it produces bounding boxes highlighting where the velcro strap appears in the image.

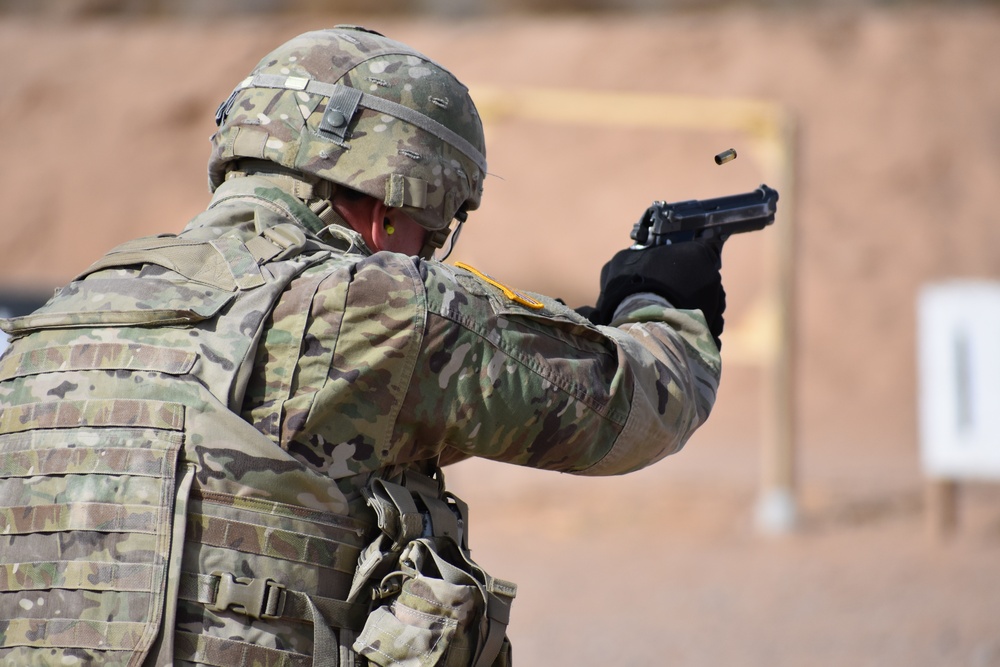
[243,235,284,264]
[244,224,308,264]
[418,492,460,543]
[475,594,513,667]
[385,174,429,209]
[365,478,424,547]
[445,491,472,551]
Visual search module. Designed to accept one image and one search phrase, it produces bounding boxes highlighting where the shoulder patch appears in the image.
[454,262,544,310]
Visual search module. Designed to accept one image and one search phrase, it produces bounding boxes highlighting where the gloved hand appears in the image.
[586,239,726,348]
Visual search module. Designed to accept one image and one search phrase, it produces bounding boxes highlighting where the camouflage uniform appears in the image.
[0,27,720,667]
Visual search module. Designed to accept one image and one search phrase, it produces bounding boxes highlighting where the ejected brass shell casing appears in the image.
[715,148,737,165]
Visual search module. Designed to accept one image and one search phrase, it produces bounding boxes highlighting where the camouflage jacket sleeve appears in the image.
[247,248,720,480]
[393,260,720,476]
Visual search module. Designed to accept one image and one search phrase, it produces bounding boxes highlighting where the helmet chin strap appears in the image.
[421,210,467,261]
[433,219,465,261]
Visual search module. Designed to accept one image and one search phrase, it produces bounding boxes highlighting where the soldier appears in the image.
[0,26,723,667]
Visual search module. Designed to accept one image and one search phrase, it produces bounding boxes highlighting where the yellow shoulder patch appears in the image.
[454,262,545,310]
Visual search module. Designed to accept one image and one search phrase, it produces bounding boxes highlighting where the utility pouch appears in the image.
[351,470,514,667]
[354,540,477,667]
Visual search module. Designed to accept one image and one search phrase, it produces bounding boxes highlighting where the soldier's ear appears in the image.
[369,201,393,251]
[371,203,428,255]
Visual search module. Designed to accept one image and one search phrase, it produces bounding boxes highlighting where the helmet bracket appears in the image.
[318,85,363,143]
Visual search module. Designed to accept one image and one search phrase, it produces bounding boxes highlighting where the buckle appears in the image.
[208,572,286,620]
[263,223,307,253]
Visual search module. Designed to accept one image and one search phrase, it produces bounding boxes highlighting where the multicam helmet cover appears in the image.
[209,26,486,239]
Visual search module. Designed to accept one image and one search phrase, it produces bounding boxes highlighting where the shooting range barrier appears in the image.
[919,281,1000,536]
[472,87,799,533]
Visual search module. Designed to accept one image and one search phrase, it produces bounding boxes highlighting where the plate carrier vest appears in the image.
[0,213,514,667]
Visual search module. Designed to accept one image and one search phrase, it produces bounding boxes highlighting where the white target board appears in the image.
[919,281,1000,479]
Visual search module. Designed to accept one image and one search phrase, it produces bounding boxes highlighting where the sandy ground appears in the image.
[2,6,1000,665]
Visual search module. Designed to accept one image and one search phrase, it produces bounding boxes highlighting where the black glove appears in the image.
[574,304,598,321]
[588,239,726,348]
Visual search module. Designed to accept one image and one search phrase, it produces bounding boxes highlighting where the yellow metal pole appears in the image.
[473,87,783,137]
[751,108,799,533]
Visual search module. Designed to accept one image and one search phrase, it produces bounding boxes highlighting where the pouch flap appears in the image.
[76,234,258,291]
[0,278,234,336]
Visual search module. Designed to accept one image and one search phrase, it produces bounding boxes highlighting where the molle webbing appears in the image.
[0,215,365,667]
[176,487,372,667]
[0,398,184,665]
[173,632,312,667]
[0,343,197,381]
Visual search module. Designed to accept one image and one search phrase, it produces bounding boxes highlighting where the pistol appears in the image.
[630,184,779,247]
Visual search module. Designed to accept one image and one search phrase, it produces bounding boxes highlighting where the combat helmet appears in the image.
[209,26,486,256]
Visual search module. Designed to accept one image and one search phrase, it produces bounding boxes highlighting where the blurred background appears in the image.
[2,1,999,664]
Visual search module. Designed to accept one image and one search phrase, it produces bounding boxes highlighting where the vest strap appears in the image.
[178,571,368,631]
[174,631,312,667]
